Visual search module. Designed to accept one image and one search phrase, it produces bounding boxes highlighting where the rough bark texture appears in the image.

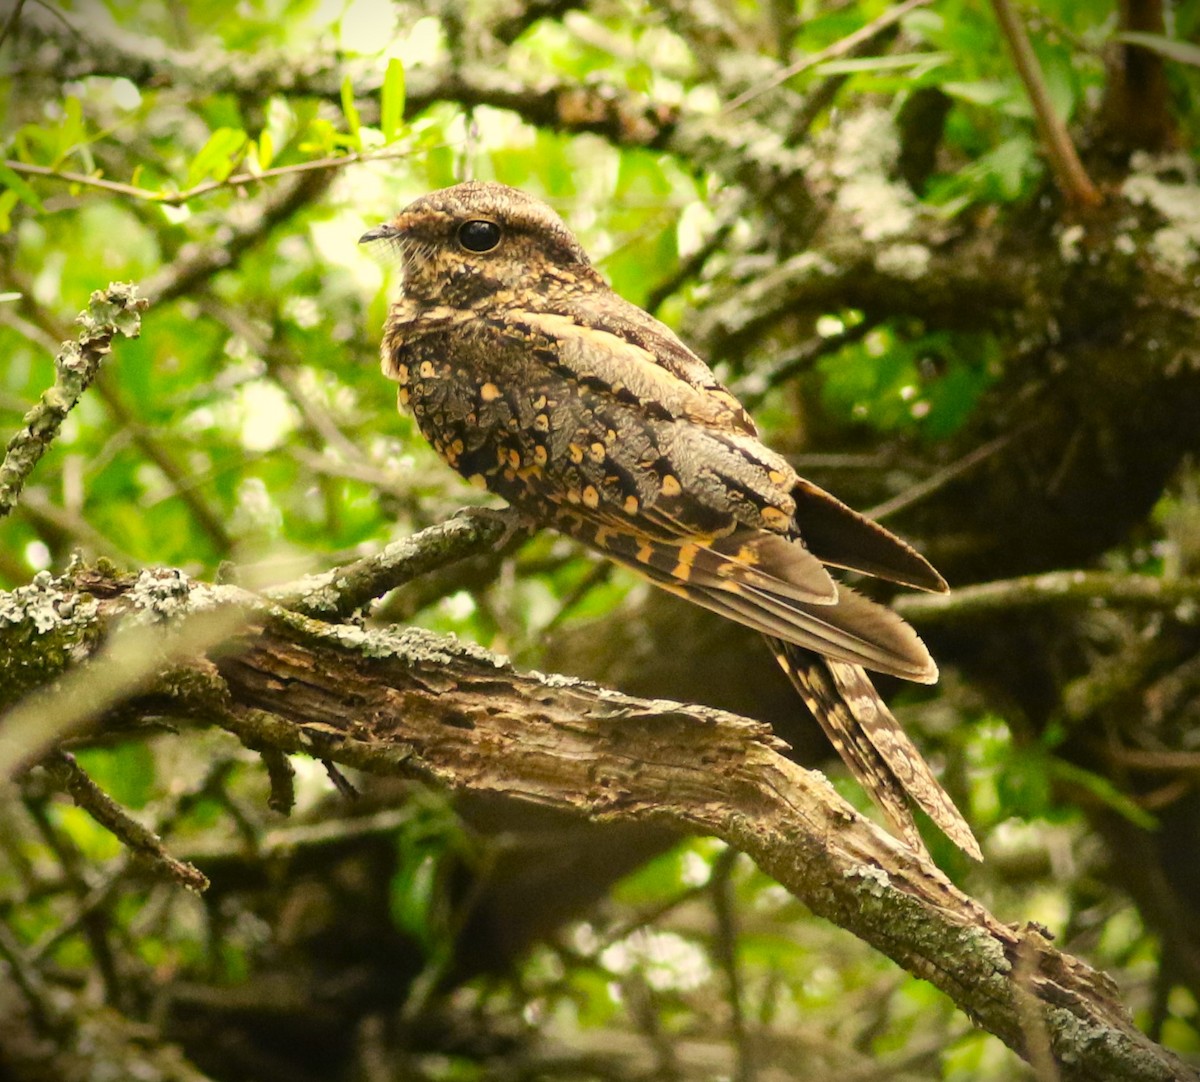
[0,565,1193,1082]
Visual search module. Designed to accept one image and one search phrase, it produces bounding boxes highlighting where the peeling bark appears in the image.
[0,566,1193,1081]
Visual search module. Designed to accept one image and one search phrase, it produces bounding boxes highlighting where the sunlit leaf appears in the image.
[341,74,362,150]
[185,126,248,187]
[381,57,406,143]
[0,162,44,211]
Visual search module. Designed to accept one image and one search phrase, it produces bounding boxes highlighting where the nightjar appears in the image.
[362,181,980,862]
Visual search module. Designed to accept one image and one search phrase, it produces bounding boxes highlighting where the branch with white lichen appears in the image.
[896,570,1200,624]
[0,562,1194,1082]
[0,283,146,521]
[268,506,526,620]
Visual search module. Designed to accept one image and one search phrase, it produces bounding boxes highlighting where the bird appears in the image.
[361,181,981,863]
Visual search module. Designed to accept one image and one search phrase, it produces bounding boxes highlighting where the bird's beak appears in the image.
[359,222,399,244]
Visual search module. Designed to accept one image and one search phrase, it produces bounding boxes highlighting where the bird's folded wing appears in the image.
[560,515,936,682]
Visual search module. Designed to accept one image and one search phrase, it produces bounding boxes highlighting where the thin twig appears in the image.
[2,278,234,553]
[143,165,336,307]
[896,569,1200,623]
[1104,746,1200,773]
[711,848,755,1082]
[540,558,614,634]
[197,295,365,466]
[28,760,237,959]
[45,751,209,892]
[0,915,58,1029]
[644,216,737,316]
[990,0,1102,208]
[735,317,879,410]
[865,431,1015,521]
[94,376,235,553]
[723,0,934,112]
[268,507,526,620]
[0,0,29,50]
[19,486,135,563]
[3,144,415,208]
[0,283,146,521]
[21,792,125,1008]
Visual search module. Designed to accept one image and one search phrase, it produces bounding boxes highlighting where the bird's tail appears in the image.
[768,638,982,862]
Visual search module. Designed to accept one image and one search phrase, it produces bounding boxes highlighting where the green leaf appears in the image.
[380,57,406,143]
[1117,31,1200,69]
[941,79,1014,108]
[0,162,45,211]
[815,51,952,76]
[257,129,274,170]
[0,189,17,231]
[185,127,248,187]
[341,75,362,150]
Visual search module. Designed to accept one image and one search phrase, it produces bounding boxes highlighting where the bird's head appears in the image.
[360,181,598,307]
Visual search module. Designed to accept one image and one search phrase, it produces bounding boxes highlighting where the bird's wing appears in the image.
[788,477,948,593]
[452,312,937,679]
[516,305,757,434]
[513,304,947,594]
[561,512,938,680]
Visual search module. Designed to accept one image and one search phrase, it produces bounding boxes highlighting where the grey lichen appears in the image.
[821,107,920,244]
[0,282,147,520]
[126,567,195,622]
[844,862,892,897]
[0,571,99,634]
[876,242,932,280]
[1122,152,1200,276]
[0,572,103,709]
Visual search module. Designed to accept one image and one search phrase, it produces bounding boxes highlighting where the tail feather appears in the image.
[769,639,982,861]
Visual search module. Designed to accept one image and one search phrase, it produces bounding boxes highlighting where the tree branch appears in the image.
[0,562,1193,1081]
[990,0,1102,209]
[722,0,934,113]
[1100,0,1177,154]
[42,751,209,892]
[895,570,1200,624]
[0,283,146,521]
[20,15,811,204]
[268,506,525,620]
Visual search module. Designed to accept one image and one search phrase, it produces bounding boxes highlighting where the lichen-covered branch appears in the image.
[0,563,1192,1082]
[20,14,809,204]
[269,506,524,620]
[0,283,146,521]
[896,570,1200,624]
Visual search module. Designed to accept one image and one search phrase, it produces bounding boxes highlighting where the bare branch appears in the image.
[3,145,418,208]
[895,569,1200,624]
[43,752,209,892]
[990,0,1102,209]
[722,0,934,113]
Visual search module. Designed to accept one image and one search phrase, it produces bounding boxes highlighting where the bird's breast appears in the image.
[384,317,578,505]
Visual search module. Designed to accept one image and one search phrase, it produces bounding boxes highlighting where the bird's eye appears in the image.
[457,219,502,253]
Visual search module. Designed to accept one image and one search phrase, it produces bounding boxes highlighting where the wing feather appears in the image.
[562,518,936,680]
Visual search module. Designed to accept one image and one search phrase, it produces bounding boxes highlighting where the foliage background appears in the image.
[2,0,1200,1078]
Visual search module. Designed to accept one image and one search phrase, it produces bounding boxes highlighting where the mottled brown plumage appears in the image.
[363,181,980,862]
